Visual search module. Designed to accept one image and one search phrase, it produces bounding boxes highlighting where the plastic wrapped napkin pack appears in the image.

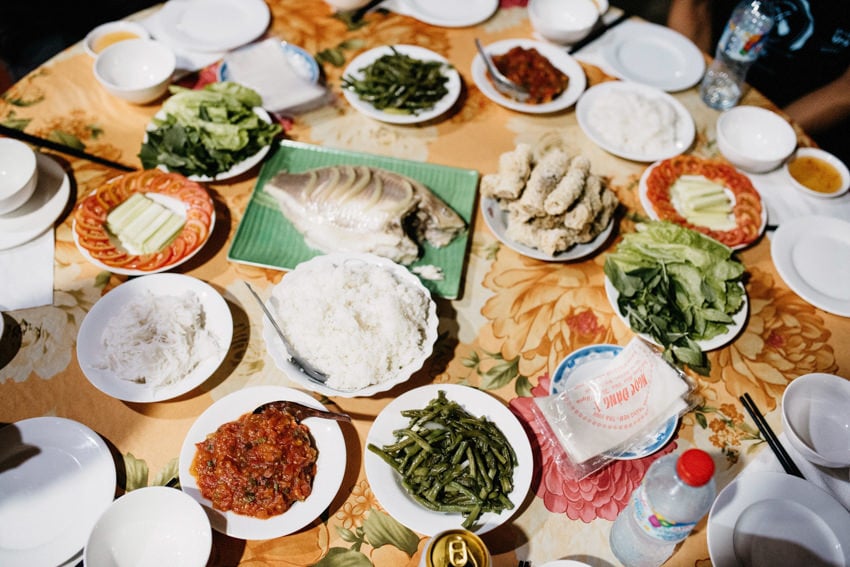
[529,338,696,479]
[223,38,328,113]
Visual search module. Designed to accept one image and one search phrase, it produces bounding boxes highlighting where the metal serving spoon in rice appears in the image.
[244,281,329,384]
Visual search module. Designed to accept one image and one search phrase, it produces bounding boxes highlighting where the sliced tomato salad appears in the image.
[645,155,764,248]
[73,169,214,272]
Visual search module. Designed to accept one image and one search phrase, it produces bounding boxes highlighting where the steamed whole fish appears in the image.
[264,165,466,264]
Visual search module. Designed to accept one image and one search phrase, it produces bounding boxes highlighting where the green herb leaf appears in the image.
[604,221,746,374]
[138,81,281,178]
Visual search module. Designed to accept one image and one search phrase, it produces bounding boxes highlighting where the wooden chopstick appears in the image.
[739,393,805,478]
[0,124,136,172]
[567,10,630,55]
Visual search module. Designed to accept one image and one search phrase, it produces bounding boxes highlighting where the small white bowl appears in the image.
[94,39,175,104]
[716,105,797,173]
[781,373,850,469]
[783,147,850,199]
[84,20,151,58]
[0,139,38,215]
[529,0,608,45]
[84,486,212,567]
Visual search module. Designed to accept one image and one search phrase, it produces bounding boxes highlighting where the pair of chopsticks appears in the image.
[0,124,135,172]
[739,393,805,478]
[567,10,630,54]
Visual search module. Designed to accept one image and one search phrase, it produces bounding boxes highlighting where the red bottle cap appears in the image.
[676,449,715,486]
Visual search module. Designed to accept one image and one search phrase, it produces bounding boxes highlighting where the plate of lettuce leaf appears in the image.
[603,220,748,375]
[140,82,281,182]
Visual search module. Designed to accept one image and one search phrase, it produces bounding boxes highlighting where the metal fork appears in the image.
[474,38,530,102]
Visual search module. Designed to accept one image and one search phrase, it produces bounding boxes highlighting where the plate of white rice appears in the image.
[263,252,439,397]
[576,81,695,162]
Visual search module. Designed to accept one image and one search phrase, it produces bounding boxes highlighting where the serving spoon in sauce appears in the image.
[474,38,530,103]
[253,400,352,423]
[243,281,329,385]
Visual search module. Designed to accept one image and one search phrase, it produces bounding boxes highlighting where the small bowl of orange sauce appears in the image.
[784,147,850,199]
[84,20,150,58]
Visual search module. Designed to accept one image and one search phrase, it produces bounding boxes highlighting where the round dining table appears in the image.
[1,1,848,566]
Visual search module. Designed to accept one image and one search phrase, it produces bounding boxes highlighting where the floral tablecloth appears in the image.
[1,1,848,566]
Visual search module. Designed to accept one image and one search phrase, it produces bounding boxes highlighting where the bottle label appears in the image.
[630,485,697,543]
[720,22,769,62]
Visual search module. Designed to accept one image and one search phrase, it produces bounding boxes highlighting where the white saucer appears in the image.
[0,417,116,567]
[155,0,270,53]
[382,0,498,27]
[0,153,70,250]
[708,471,850,567]
[772,216,850,317]
[602,21,705,92]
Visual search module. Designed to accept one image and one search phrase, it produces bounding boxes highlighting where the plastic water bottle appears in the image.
[609,449,716,567]
[699,0,775,110]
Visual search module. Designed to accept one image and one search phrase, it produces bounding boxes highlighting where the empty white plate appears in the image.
[603,20,705,92]
[0,417,116,567]
[708,471,850,567]
[382,0,498,27]
[771,216,850,317]
[156,0,269,53]
[0,153,69,250]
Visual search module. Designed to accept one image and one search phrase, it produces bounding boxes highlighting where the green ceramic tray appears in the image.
[227,140,479,299]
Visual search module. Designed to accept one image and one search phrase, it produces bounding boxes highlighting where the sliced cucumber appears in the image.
[106,193,185,254]
[670,175,735,230]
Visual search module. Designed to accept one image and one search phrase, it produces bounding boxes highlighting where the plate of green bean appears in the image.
[365,384,533,536]
[341,45,462,125]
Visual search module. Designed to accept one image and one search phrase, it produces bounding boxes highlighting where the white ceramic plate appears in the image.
[147,106,274,182]
[550,344,678,459]
[605,276,749,351]
[0,417,116,567]
[156,0,270,53]
[72,173,216,277]
[576,81,695,162]
[77,274,233,402]
[708,471,850,567]
[384,0,498,27]
[219,42,321,84]
[638,159,768,250]
[178,385,347,540]
[472,39,587,114]
[262,252,439,398]
[602,21,705,92]
[342,45,461,124]
[771,216,850,317]
[365,384,533,536]
[0,154,70,250]
[481,196,614,261]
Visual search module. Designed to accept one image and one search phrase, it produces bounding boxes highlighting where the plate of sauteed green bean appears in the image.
[341,45,462,125]
[365,384,533,535]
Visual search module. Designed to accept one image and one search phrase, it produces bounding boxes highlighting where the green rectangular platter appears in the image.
[227,140,479,299]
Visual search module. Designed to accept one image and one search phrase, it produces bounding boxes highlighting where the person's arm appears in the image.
[783,65,850,135]
[667,0,714,53]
